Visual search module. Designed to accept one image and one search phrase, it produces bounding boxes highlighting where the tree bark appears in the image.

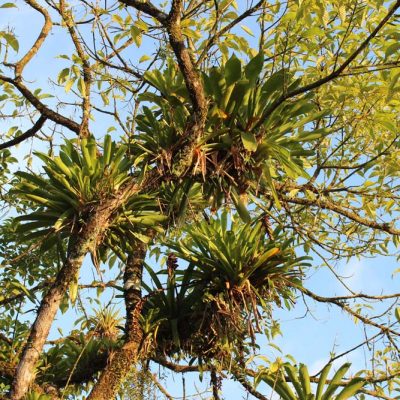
[87,240,148,400]
[10,237,87,399]
[10,186,138,400]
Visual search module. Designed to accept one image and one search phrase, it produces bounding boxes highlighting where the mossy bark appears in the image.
[10,189,135,400]
[87,241,148,400]
[10,237,87,400]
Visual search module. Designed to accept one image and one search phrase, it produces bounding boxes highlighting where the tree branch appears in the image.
[211,367,221,400]
[233,372,268,400]
[167,0,207,120]
[151,356,200,373]
[58,0,92,136]
[148,372,174,400]
[119,0,168,24]
[298,286,400,337]
[14,0,52,78]
[255,0,400,129]
[197,0,265,66]
[281,194,400,235]
[0,75,81,134]
[0,332,13,346]
[10,179,147,400]
[0,115,47,150]
[87,239,150,400]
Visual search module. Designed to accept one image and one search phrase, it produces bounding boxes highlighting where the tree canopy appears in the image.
[0,0,400,399]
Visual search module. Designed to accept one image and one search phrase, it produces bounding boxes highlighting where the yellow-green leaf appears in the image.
[241,132,258,152]
[241,25,254,36]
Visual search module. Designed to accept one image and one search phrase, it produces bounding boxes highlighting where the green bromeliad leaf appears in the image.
[165,210,310,299]
[258,362,367,400]
[12,135,166,254]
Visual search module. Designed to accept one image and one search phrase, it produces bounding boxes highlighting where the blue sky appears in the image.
[1,1,399,399]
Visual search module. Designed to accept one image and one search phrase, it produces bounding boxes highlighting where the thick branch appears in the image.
[167,0,207,121]
[10,238,87,399]
[87,240,149,400]
[119,0,168,23]
[121,0,207,176]
[0,115,47,150]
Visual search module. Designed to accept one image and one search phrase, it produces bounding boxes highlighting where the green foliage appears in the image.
[12,135,166,254]
[13,135,129,242]
[137,54,329,208]
[0,148,17,202]
[24,392,52,400]
[0,30,19,52]
[257,362,367,400]
[141,211,310,360]
[1,0,400,398]
[39,333,119,389]
[166,211,308,298]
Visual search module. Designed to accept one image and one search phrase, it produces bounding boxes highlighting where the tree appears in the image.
[0,0,399,399]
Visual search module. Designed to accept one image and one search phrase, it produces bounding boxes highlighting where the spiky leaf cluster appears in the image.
[141,211,310,360]
[12,136,166,254]
[258,362,367,400]
[132,53,330,210]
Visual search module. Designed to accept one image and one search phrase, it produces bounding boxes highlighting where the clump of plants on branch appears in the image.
[13,135,166,262]
[141,211,311,362]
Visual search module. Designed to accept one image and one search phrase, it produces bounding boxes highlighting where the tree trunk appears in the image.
[87,240,148,400]
[10,237,87,400]
[10,188,136,400]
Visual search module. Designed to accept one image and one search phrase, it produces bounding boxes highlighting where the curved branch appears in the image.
[0,75,81,134]
[119,0,168,24]
[167,0,207,121]
[120,0,207,151]
[15,0,53,78]
[298,286,400,337]
[282,194,400,235]
[0,115,47,150]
